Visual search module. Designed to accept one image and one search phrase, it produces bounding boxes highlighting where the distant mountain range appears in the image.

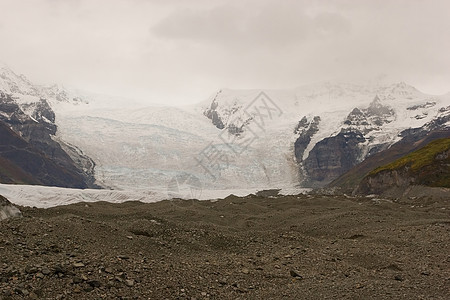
[0,63,449,193]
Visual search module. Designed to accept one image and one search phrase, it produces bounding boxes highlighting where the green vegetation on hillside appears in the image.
[369,138,450,176]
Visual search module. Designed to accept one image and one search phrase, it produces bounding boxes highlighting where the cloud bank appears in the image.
[0,0,449,105]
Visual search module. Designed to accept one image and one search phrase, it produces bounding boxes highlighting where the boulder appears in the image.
[0,195,22,221]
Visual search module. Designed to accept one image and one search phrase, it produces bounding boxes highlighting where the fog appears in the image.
[1,0,449,105]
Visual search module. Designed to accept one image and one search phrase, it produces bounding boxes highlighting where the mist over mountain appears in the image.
[1,64,448,195]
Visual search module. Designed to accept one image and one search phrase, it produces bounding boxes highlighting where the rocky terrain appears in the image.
[0,67,97,188]
[1,193,449,299]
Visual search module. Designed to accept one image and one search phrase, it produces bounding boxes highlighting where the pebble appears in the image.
[125,279,135,287]
[15,288,29,296]
[394,275,404,281]
[289,269,303,279]
[73,262,85,268]
[84,285,94,292]
[87,280,102,288]
[41,267,51,275]
[25,266,38,274]
[72,277,83,284]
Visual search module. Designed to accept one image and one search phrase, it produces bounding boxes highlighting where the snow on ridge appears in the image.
[201,81,435,122]
[2,63,449,194]
[0,64,89,108]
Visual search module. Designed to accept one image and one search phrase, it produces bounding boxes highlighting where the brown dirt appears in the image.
[1,194,449,299]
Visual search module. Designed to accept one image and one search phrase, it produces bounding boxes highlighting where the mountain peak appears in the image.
[389,81,421,96]
[372,94,381,103]
[0,64,89,105]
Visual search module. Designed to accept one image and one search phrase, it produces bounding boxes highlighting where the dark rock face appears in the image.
[303,129,366,185]
[0,194,22,221]
[296,96,398,187]
[294,116,320,163]
[407,101,436,111]
[0,92,98,188]
[204,100,225,129]
[366,96,394,118]
[344,108,368,126]
[343,95,395,131]
[203,90,253,136]
[0,121,87,187]
[204,92,225,130]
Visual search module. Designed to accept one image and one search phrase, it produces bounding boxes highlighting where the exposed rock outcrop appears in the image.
[203,90,254,136]
[0,92,98,188]
[303,128,366,186]
[294,116,320,163]
[204,98,225,130]
[0,195,22,221]
[343,95,395,132]
[356,138,450,195]
[296,96,400,186]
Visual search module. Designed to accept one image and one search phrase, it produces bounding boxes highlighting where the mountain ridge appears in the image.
[1,63,449,192]
[201,84,449,188]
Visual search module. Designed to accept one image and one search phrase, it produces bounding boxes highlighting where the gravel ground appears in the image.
[0,194,449,299]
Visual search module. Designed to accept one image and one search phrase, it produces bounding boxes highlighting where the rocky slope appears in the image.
[0,66,97,188]
[330,106,450,191]
[298,96,449,186]
[356,138,450,195]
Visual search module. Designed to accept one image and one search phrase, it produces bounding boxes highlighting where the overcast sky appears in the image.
[1,0,449,105]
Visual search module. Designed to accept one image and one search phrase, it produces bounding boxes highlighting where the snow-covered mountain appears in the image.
[0,63,88,106]
[56,81,449,191]
[201,83,450,187]
[0,64,96,188]
[1,63,449,194]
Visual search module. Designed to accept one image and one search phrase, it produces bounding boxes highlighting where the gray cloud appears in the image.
[152,2,352,48]
[0,0,449,105]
